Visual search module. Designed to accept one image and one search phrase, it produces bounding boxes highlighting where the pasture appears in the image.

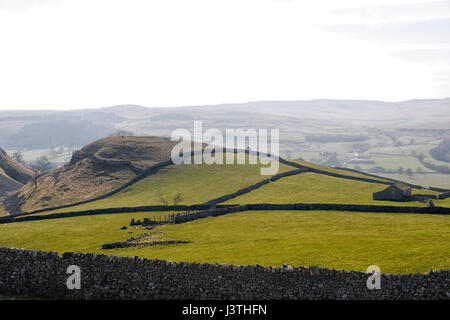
[0,210,449,274]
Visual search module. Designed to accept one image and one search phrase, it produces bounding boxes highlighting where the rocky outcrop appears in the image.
[3,136,179,215]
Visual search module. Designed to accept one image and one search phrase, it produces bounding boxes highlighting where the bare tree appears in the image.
[12,151,25,164]
[156,190,168,206]
[36,156,50,173]
[172,193,183,205]
[30,171,40,191]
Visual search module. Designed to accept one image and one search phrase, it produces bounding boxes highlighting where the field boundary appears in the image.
[1,202,450,225]
[203,168,309,205]
[282,160,415,187]
[0,247,448,299]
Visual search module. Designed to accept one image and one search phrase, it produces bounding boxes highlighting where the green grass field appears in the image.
[1,210,448,274]
[33,159,293,215]
[436,197,450,207]
[0,211,172,254]
[223,172,439,206]
[2,154,449,275]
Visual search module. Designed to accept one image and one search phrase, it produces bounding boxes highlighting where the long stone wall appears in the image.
[244,203,450,214]
[1,202,450,226]
[173,205,248,223]
[439,191,450,200]
[0,248,448,300]
[203,169,308,205]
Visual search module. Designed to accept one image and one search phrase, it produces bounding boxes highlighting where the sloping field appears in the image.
[35,157,293,215]
[0,210,448,274]
[223,172,439,206]
[436,197,450,207]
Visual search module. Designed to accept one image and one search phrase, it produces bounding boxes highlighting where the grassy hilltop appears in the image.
[3,136,180,214]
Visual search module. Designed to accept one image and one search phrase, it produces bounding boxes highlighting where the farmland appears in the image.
[0,210,449,274]
[223,172,440,206]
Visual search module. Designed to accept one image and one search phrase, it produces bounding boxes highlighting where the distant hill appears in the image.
[3,136,180,215]
[1,98,450,189]
[1,98,450,149]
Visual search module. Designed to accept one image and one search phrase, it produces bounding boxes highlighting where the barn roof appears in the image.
[393,183,411,191]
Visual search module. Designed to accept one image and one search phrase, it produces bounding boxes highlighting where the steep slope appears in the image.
[3,136,180,215]
[0,167,23,197]
[0,148,34,184]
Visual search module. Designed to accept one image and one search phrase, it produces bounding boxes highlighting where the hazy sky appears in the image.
[0,0,449,110]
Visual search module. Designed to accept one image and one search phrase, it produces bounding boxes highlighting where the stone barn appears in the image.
[373,183,412,201]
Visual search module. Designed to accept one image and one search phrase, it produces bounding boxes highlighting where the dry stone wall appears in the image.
[439,191,450,200]
[0,248,448,300]
[1,202,450,226]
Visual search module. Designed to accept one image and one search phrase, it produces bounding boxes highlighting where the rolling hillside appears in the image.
[39,156,293,215]
[9,141,447,217]
[1,136,449,275]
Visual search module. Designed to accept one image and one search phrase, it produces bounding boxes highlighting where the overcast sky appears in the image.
[0,0,449,110]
